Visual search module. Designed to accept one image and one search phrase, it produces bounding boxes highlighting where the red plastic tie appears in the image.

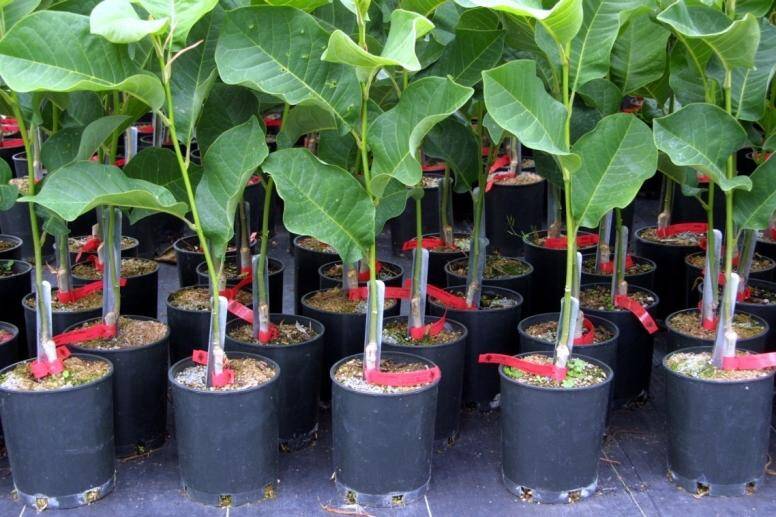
[364,365,441,386]
[598,255,635,274]
[192,349,208,365]
[74,236,101,264]
[410,313,447,341]
[421,162,446,172]
[136,123,153,134]
[427,284,473,310]
[211,369,235,387]
[53,323,117,346]
[263,115,282,128]
[29,349,69,379]
[258,323,280,344]
[56,278,126,303]
[614,295,659,334]
[655,222,707,238]
[402,236,446,252]
[357,261,382,282]
[221,271,252,300]
[348,286,410,301]
[226,299,254,324]
[738,287,752,302]
[574,318,596,345]
[722,352,776,371]
[543,234,599,249]
[85,254,104,272]
[770,228,776,241]
[478,353,567,381]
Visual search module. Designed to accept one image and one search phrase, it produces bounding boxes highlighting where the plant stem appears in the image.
[256,176,274,315]
[721,69,736,316]
[615,208,624,282]
[440,165,452,244]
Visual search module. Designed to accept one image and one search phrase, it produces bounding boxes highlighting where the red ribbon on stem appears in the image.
[29,347,71,379]
[53,323,117,346]
[402,236,447,252]
[191,350,235,387]
[722,352,776,371]
[478,353,567,381]
[543,234,599,249]
[56,278,126,304]
[220,269,252,300]
[598,255,635,274]
[426,284,473,310]
[348,286,410,301]
[574,318,596,345]
[655,222,707,239]
[614,295,659,334]
[409,313,447,341]
[364,364,442,386]
[74,236,101,264]
[421,163,446,172]
[226,299,254,324]
[357,261,382,282]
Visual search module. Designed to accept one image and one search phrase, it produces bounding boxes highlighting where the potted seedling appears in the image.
[653,1,776,496]
[466,0,660,502]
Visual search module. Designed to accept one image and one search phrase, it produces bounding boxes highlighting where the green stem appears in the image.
[722,69,735,301]
[256,176,274,312]
[615,208,624,284]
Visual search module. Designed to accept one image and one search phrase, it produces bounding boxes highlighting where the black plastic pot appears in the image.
[382,316,467,443]
[1,260,31,356]
[665,308,769,353]
[301,290,400,402]
[499,352,612,503]
[428,286,523,410]
[174,235,211,287]
[331,351,439,507]
[68,316,169,457]
[517,313,618,374]
[72,258,159,319]
[673,187,724,225]
[426,232,468,287]
[444,256,533,314]
[580,253,656,291]
[169,352,279,506]
[225,315,324,450]
[66,235,139,265]
[0,321,18,371]
[196,258,283,313]
[318,260,404,290]
[244,177,277,237]
[756,236,776,262]
[634,226,701,318]
[0,234,22,260]
[293,235,338,315]
[684,251,775,307]
[22,291,102,358]
[0,355,114,509]
[523,230,598,315]
[389,176,440,255]
[11,151,27,178]
[737,279,776,350]
[484,177,545,256]
[581,284,660,407]
[664,346,775,496]
[0,201,52,259]
[124,213,183,259]
[0,138,24,169]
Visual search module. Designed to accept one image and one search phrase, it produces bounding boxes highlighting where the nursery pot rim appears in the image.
[427,284,523,313]
[421,231,471,254]
[300,288,397,316]
[22,290,102,316]
[318,259,404,282]
[737,278,776,308]
[517,311,620,349]
[225,313,325,351]
[329,351,441,398]
[578,282,660,312]
[662,345,776,385]
[634,225,703,248]
[381,314,468,350]
[684,250,775,273]
[0,233,22,252]
[498,350,613,392]
[443,255,534,281]
[66,315,170,355]
[665,308,769,343]
[71,257,159,280]
[173,235,208,255]
[165,285,252,315]
[488,174,545,189]
[0,259,32,279]
[195,256,285,277]
[522,229,597,252]
[168,351,280,396]
[66,234,140,251]
[580,252,657,276]
[293,234,339,255]
[0,353,113,394]
[0,321,19,340]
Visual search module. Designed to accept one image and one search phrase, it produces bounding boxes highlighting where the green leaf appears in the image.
[322,9,433,79]
[136,0,218,45]
[277,105,338,149]
[317,130,359,171]
[657,1,760,71]
[20,161,189,221]
[569,0,643,91]
[90,0,168,43]
[368,76,474,196]
[571,113,657,228]
[734,156,776,230]
[124,147,201,204]
[737,0,773,17]
[455,0,584,45]
[653,103,751,192]
[422,8,505,87]
[196,117,268,252]
[730,19,776,121]
[668,43,710,105]
[41,128,83,172]
[0,11,165,110]
[0,160,19,211]
[258,0,330,10]
[534,150,563,187]
[0,0,40,33]
[74,115,131,161]
[610,12,671,94]
[216,6,361,130]
[482,112,506,146]
[399,0,446,15]
[577,78,622,116]
[482,60,573,157]
[424,115,480,193]
[196,84,259,155]
[263,148,373,263]
[171,8,222,145]
[375,179,408,234]
[60,92,103,128]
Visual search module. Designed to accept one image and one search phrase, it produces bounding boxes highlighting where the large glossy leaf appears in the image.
[455,0,583,45]
[737,0,773,17]
[0,0,40,33]
[257,0,330,10]
[730,20,776,121]
[400,0,446,14]
[263,148,373,263]
[317,130,359,171]
[577,78,621,116]
[482,60,571,156]
[424,116,480,193]
[20,161,189,221]
[40,115,130,171]
[89,0,168,43]
[196,84,259,155]
[534,150,563,187]
[569,0,643,91]
[41,128,83,172]
[322,9,433,80]
[423,8,505,87]
[0,160,18,211]
[734,157,776,230]
[171,9,222,145]
[0,11,164,110]
[277,105,338,149]
[571,113,657,228]
[60,92,103,128]
[368,76,474,196]
[668,43,710,105]
[124,147,202,204]
[653,103,751,192]
[657,1,760,71]
[216,6,361,130]
[610,12,671,94]
[196,117,268,252]
[375,179,408,234]
[136,0,218,45]
[75,115,131,161]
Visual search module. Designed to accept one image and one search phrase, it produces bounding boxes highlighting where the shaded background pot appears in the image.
[0,322,18,377]
[66,235,138,265]
[428,286,522,410]
[293,236,338,315]
[225,314,324,450]
[684,251,774,307]
[68,316,169,457]
[736,279,776,350]
[389,176,440,256]
[382,315,467,443]
[318,259,403,290]
[664,347,775,496]
[756,235,776,262]
[499,353,612,503]
[0,201,53,260]
[444,256,533,314]
[426,232,468,287]
[22,291,102,359]
[0,234,22,260]
[580,253,656,291]
[1,260,31,356]
[665,308,769,354]
[484,177,545,256]
[196,258,283,314]
[0,355,114,509]
[331,351,439,507]
[169,352,279,507]
[72,259,159,319]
